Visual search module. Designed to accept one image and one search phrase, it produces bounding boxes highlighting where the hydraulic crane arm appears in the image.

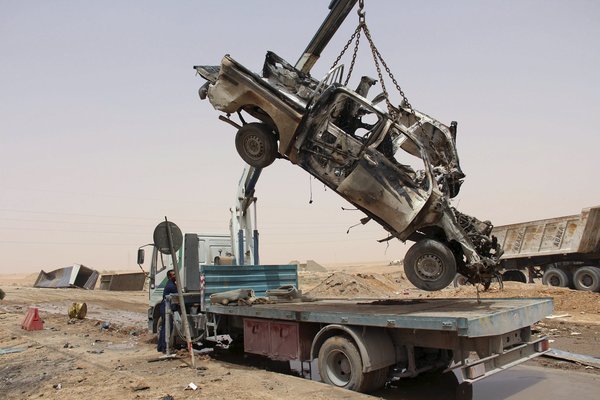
[295,0,358,74]
[231,164,262,265]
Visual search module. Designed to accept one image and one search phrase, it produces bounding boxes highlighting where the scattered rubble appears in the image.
[34,264,98,289]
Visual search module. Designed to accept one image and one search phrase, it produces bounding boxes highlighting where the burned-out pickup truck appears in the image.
[195,52,502,291]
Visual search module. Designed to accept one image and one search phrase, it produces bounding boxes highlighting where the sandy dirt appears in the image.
[1,265,599,399]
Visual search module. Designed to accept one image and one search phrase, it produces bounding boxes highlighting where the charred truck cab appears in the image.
[195,51,502,291]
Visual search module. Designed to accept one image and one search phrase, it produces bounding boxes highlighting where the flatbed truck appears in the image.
[157,261,552,395]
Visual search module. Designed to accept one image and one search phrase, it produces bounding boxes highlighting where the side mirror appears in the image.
[137,248,145,265]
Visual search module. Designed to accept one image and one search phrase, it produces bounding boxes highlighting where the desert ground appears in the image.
[1,263,599,400]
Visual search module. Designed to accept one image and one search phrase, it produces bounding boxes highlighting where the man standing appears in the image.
[157,269,177,353]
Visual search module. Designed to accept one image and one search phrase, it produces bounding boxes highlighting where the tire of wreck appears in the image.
[235,123,278,168]
[404,239,457,291]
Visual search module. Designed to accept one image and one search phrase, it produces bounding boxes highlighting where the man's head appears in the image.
[167,269,176,283]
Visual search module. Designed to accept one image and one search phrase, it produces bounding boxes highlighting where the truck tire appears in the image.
[318,336,382,393]
[502,270,527,283]
[235,123,278,168]
[362,366,389,393]
[542,268,570,288]
[573,266,600,292]
[404,239,457,291]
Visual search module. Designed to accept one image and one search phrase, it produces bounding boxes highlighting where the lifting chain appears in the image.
[329,0,416,120]
[330,1,451,213]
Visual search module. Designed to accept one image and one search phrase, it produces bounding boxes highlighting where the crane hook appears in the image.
[358,0,365,23]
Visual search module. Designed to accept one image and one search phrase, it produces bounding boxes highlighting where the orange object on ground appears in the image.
[21,307,44,331]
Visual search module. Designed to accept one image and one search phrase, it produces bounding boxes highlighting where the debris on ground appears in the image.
[34,264,99,289]
[21,307,44,331]
[0,347,25,355]
[68,302,87,319]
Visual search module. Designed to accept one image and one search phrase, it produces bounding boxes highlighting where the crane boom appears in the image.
[295,0,358,74]
[231,165,261,265]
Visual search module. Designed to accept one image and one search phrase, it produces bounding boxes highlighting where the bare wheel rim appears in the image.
[244,134,265,159]
[415,254,444,281]
[325,349,353,387]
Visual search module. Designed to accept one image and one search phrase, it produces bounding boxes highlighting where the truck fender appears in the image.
[310,324,395,372]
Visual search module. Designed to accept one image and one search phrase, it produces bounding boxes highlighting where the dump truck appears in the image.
[492,205,600,292]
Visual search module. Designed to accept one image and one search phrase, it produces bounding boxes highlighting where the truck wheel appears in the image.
[404,239,457,291]
[542,268,570,288]
[502,270,527,283]
[363,365,389,393]
[235,123,278,168]
[318,336,377,393]
[573,267,600,292]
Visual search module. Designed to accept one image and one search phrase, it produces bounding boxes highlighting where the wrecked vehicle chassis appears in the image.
[195,53,502,290]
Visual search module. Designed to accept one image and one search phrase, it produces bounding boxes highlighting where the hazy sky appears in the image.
[1,1,599,273]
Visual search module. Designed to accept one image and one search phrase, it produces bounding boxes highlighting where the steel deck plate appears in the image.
[206,297,553,337]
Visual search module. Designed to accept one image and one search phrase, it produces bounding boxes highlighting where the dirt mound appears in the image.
[440,282,600,315]
[306,272,399,298]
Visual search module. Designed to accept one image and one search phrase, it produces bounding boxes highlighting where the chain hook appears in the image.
[357,0,365,24]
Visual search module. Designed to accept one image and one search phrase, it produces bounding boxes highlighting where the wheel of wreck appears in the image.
[318,336,388,393]
[404,239,457,291]
[235,123,278,168]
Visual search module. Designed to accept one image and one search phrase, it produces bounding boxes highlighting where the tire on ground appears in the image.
[572,266,600,292]
[235,123,278,168]
[318,336,385,393]
[541,268,571,288]
[404,239,457,291]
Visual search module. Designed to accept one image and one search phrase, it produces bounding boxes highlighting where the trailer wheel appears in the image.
[573,267,600,292]
[404,239,457,291]
[318,336,384,393]
[235,123,278,168]
[502,270,527,283]
[542,268,570,288]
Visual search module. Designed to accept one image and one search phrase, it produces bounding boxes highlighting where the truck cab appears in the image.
[142,233,232,333]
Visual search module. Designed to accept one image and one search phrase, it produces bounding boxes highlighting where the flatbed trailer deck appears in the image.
[203,297,553,394]
[208,298,551,337]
